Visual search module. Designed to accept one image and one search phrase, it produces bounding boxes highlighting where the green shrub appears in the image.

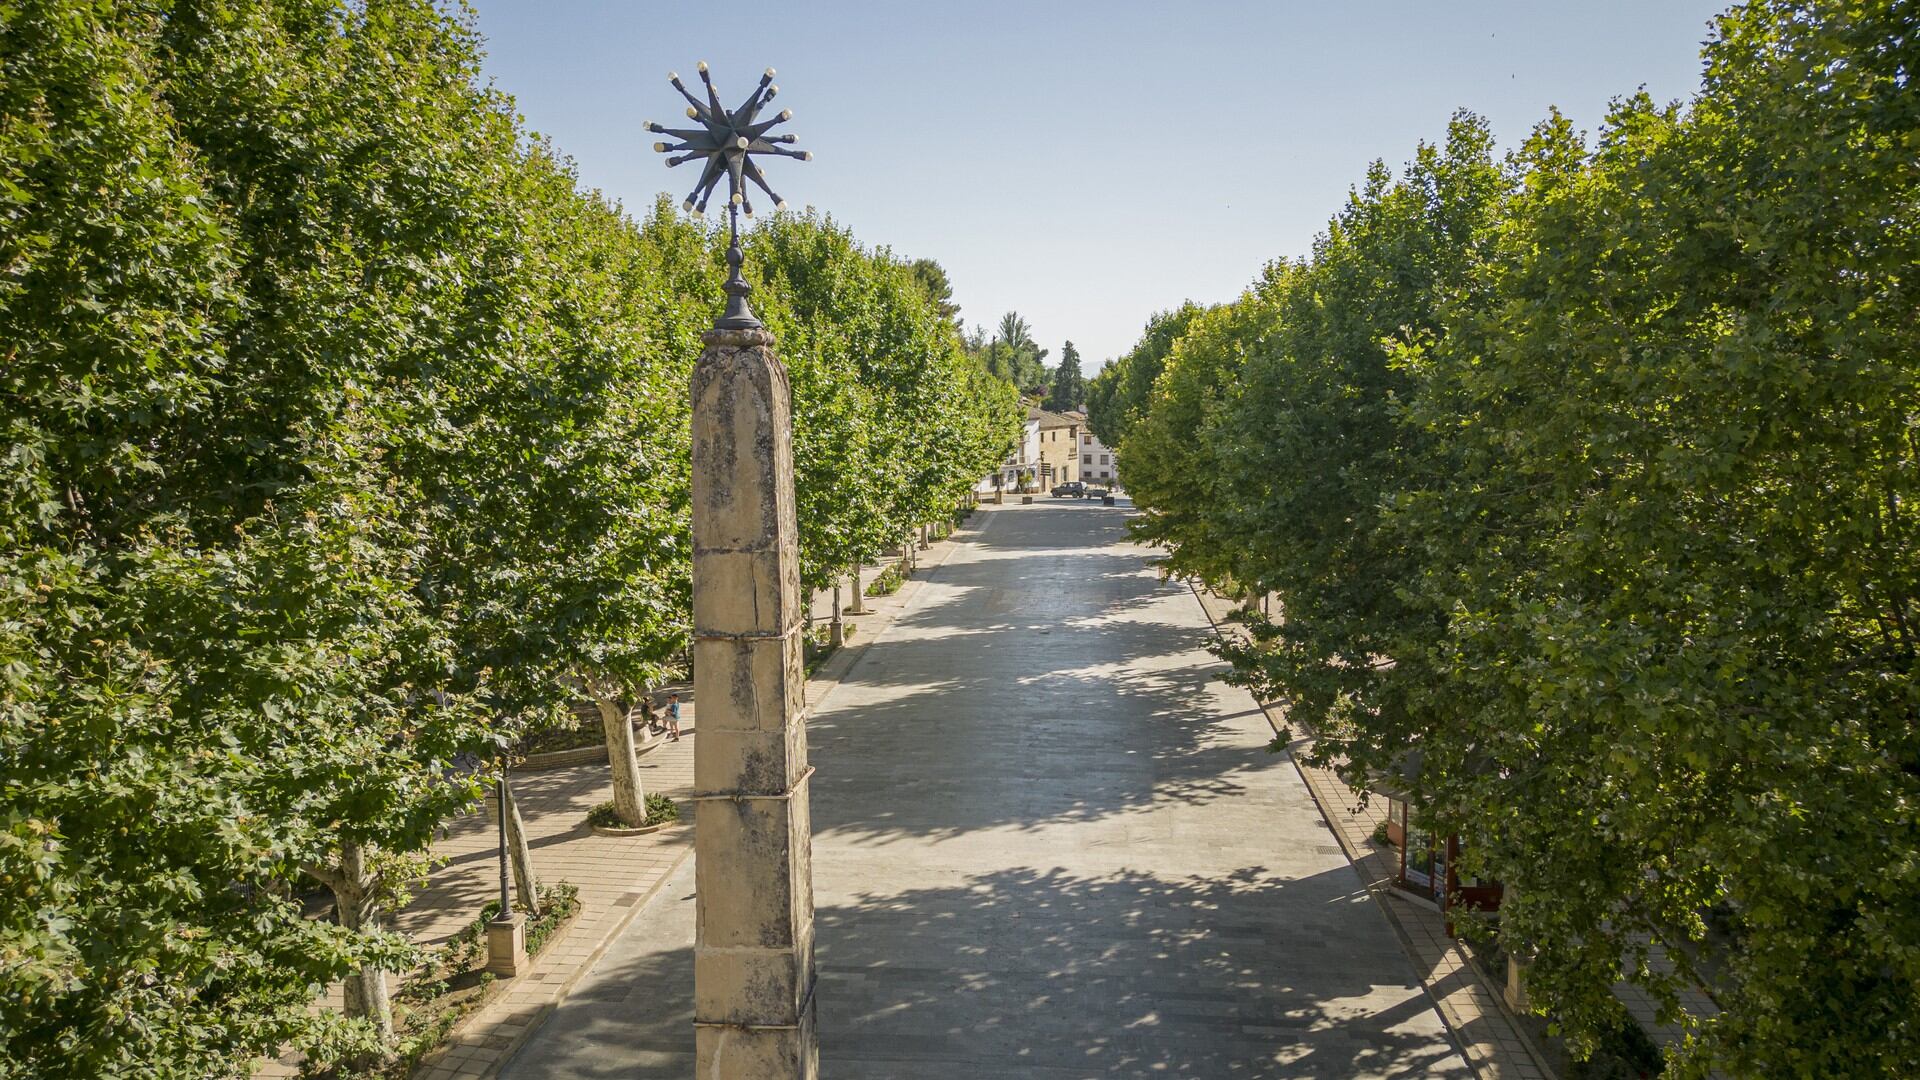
[643,793,680,827]
[866,563,906,597]
[587,796,678,830]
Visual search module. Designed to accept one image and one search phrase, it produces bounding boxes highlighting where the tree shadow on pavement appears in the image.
[808,560,1276,845]
[502,862,1466,1080]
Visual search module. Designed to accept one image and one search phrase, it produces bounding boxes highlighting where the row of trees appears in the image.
[948,307,1090,412]
[1089,2,1916,1076]
[0,1,1016,1075]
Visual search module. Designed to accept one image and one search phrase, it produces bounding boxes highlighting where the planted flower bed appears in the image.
[865,562,907,597]
[301,882,580,1079]
[586,793,681,835]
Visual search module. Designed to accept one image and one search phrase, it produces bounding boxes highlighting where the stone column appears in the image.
[689,325,819,1078]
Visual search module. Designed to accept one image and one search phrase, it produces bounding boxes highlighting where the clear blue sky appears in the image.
[469,1,1729,367]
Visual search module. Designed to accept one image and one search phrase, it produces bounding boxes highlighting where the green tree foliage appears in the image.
[0,0,1018,1072]
[973,310,1050,394]
[1084,302,1206,448]
[906,256,961,325]
[1044,341,1086,413]
[747,213,1013,591]
[1103,3,1920,1074]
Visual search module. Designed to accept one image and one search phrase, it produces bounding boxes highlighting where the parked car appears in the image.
[1086,486,1110,499]
[1050,481,1086,498]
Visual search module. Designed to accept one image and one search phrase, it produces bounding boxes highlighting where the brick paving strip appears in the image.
[254,513,982,1080]
[1188,586,1557,1080]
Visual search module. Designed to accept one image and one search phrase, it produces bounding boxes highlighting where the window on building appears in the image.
[1083,435,1092,445]
[1100,454,1109,464]
[1082,454,1092,465]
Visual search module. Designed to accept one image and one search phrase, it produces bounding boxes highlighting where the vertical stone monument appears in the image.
[689,313,818,1077]
[654,59,817,1078]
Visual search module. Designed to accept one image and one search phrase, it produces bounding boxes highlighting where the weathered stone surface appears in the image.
[692,635,807,736]
[693,918,816,1022]
[690,329,818,1078]
[690,336,801,559]
[695,1005,818,1078]
[690,550,801,639]
[694,721,808,796]
[694,792,813,949]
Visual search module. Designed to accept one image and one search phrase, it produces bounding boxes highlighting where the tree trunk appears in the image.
[848,563,866,614]
[328,841,395,1048]
[596,696,647,827]
[830,582,844,647]
[502,776,540,913]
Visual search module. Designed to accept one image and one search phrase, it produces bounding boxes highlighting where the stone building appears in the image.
[1061,411,1118,487]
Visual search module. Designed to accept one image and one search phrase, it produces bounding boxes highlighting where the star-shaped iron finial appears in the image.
[645,62,810,218]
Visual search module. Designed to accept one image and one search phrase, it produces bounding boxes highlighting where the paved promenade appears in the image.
[501,501,1469,1078]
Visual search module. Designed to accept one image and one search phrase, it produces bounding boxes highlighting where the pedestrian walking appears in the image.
[665,691,682,742]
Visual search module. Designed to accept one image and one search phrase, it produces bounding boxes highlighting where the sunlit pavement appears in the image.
[502,499,1468,1078]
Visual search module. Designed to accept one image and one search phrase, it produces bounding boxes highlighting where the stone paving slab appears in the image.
[501,500,1470,1078]
[1190,586,1554,1080]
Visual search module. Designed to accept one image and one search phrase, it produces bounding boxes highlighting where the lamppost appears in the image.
[483,762,523,977]
[655,63,820,1078]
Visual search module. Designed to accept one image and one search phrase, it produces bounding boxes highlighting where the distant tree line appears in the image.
[0,1,1017,1074]
[1089,2,1917,1075]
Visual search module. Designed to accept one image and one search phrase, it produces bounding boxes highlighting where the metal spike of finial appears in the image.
[652,62,810,331]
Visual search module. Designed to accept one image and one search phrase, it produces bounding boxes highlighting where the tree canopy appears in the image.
[1044,341,1086,414]
[972,310,1051,395]
[0,1,1017,1072]
[1089,2,1920,1075]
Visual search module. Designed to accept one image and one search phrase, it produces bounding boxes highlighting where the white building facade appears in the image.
[1068,415,1119,486]
[983,411,1043,492]
[979,407,1119,492]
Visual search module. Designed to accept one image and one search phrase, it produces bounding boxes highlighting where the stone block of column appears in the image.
[694,635,807,737]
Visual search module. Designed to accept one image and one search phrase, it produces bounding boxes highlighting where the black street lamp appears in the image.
[495,769,510,917]
[645,62,811,331]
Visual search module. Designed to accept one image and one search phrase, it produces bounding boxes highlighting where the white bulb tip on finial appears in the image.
[682,198,694,211]
[686,106,698,119]
[765,67,776,78]
[777,200,789,210]
[736,136,749,149]
[780,109,793,121]
[801,151,813,161]
[697,60,708,73]
[667,71,678,81]
[653,142,667,152]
